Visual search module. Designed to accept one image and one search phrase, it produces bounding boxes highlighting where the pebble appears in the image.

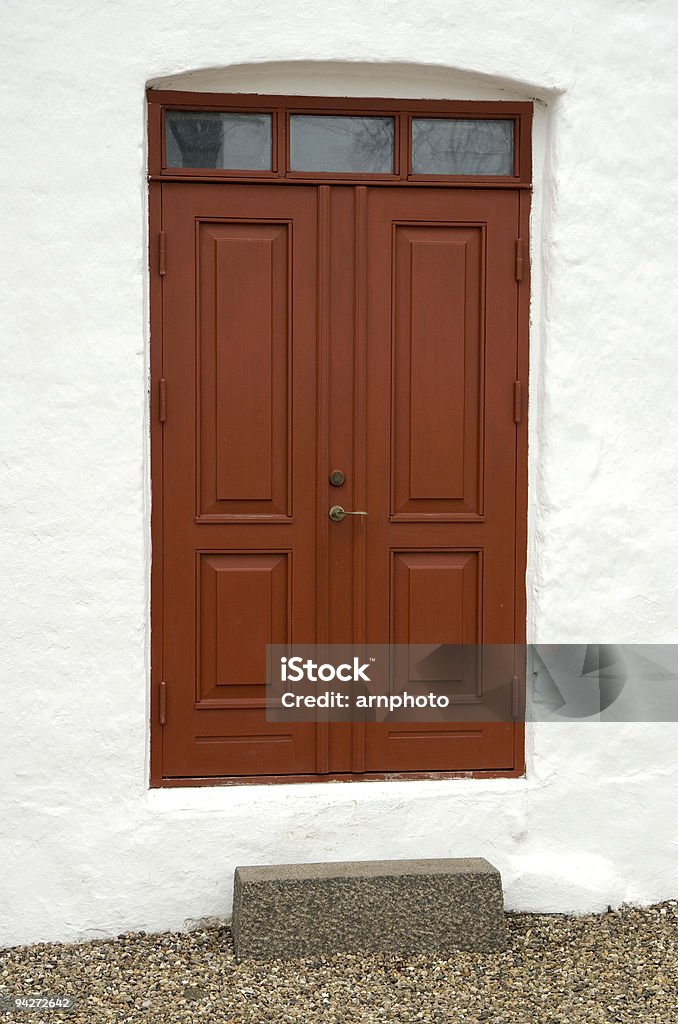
[0,903,676,1022]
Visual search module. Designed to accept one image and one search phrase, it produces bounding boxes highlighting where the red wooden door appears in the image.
[161,184,322,777]
[362,188,518,771]
[156,183,522,781]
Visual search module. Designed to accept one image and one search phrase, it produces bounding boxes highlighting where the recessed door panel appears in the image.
[392,224,484,519]
[197,551,289,704]
[197,221,291,520]
[392,550,480,645]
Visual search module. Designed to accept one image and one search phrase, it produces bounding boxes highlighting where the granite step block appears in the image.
[232,857,507,959]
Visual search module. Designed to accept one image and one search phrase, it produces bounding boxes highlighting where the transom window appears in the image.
[411,118,514,176]
[151,95,530,184]
[289,115,395,174]
[165,111,272,170]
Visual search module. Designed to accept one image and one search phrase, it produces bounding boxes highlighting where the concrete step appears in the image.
[232,857,507,959]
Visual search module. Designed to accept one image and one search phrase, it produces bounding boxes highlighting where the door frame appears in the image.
[147,91,531,787]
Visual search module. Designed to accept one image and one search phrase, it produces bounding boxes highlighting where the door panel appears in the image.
[197,221,292,519]
[157,183,521,779]
[391,223,483,518]
[196,551,289,702]
[161,184,320,777]
[392,550,481,644]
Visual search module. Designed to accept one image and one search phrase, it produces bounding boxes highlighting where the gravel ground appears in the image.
[1,903,677,1023]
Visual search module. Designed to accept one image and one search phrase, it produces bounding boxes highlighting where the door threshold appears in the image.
[153,767,525,787]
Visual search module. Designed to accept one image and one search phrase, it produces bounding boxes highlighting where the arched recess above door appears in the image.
[146,58,549,104]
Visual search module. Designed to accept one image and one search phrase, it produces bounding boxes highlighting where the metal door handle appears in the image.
[329,505,368,522]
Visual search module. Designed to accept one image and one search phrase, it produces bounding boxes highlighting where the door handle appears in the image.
[329,505,368,523]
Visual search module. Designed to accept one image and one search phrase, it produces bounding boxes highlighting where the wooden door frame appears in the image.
[148,91,531,787]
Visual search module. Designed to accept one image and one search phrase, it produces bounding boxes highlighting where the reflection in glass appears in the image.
[412,118,514,175]
[165,111,272,170]
[290,115,394,173]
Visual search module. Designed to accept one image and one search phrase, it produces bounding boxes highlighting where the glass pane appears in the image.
[165,111,272,170]
[290,115,394,173]
[412,118,514,176]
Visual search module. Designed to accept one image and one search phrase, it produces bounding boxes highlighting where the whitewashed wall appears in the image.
[2,0,678,948]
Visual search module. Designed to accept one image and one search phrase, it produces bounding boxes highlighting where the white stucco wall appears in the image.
[2,0,678,948]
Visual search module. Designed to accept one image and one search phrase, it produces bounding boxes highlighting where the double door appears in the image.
[157,182,522,780]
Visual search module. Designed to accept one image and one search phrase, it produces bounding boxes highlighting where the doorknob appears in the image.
[329,505,368,523]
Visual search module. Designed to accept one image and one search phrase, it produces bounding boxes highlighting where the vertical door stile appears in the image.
[150,175,165,785]
[351,185,368,774]
[512,190,531,771]
[315,185,331,774]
